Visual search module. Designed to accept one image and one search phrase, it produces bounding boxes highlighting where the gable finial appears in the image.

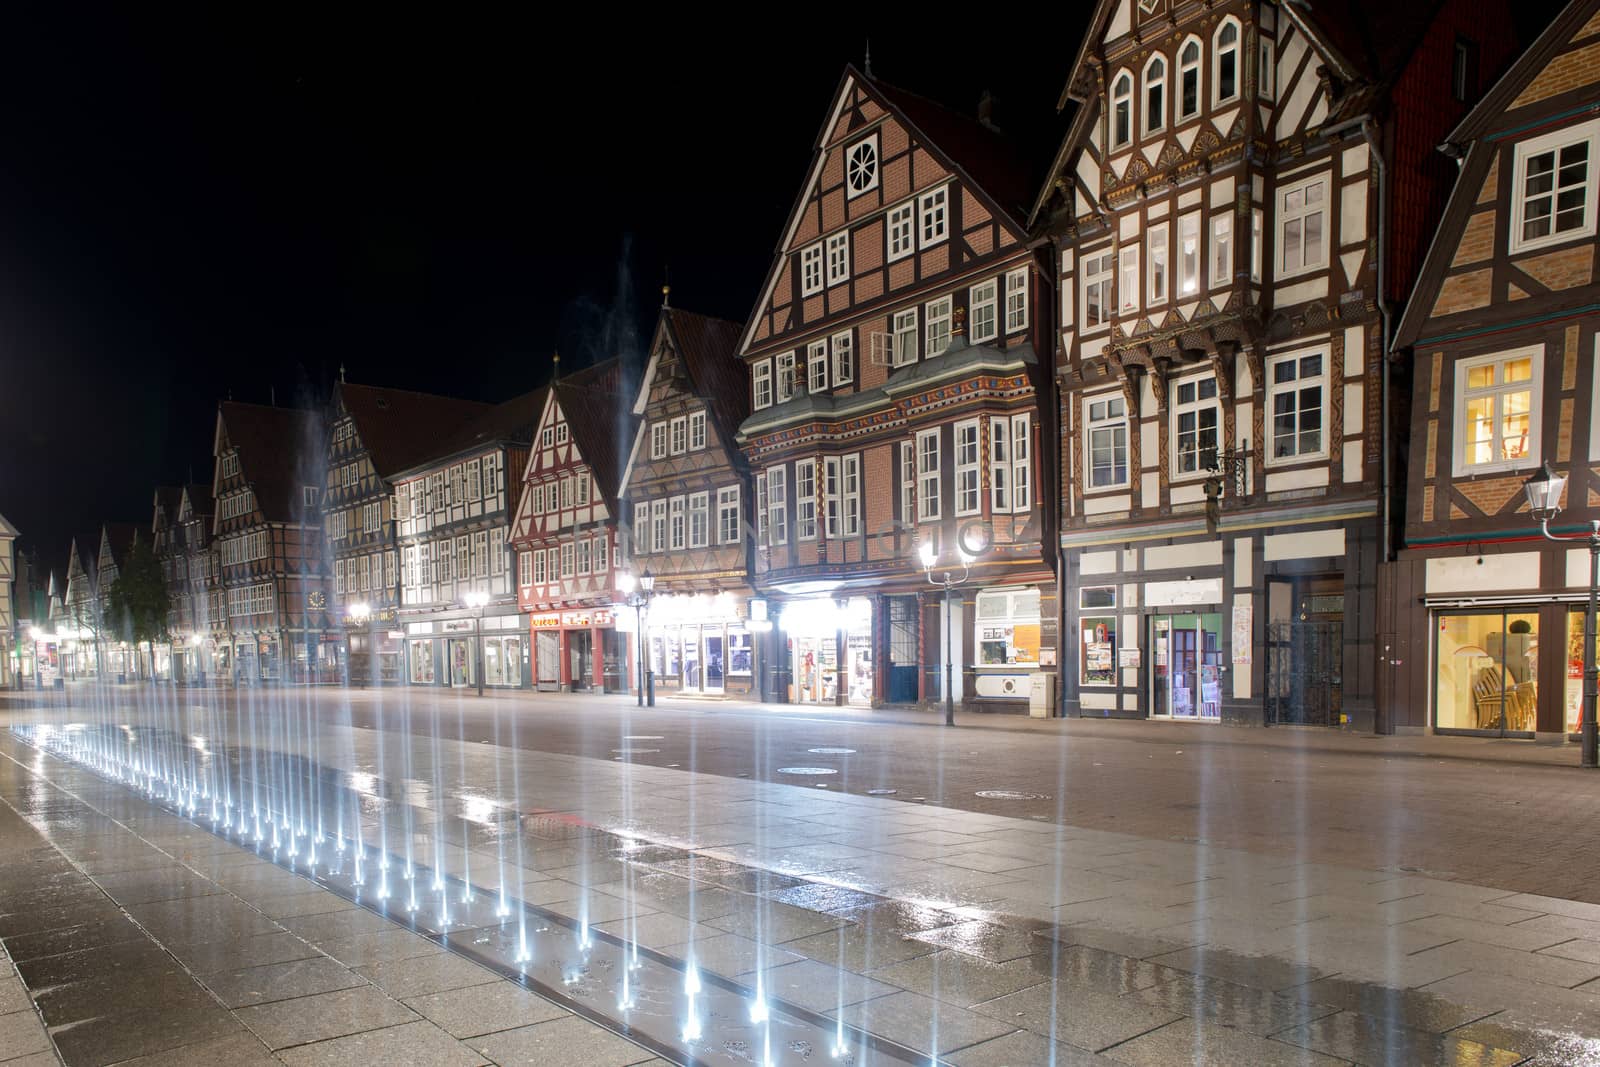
[864,39,873,78]
[552,350,561,380]
[339,362,346,383]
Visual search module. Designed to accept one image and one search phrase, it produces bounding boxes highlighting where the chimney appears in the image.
[978,90,998,131]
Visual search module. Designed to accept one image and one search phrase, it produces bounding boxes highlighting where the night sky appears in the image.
[0,3,1560,579]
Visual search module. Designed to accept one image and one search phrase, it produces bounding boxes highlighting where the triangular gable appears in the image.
[0,511,17,538]
[1446,0,1600,145]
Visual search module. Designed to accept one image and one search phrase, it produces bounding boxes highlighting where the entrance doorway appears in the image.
[683,629,702,693]
[447,639,472,688]
[1151,613,1222,720]
[569,630,593,691]
[536,631,560,691]
[703,631,725,694]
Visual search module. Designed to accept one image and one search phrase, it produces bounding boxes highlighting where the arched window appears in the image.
[1111,71,1133,149]
[1144,55,1167,136]
[1179,38,1202,120]
[1215,19,1240,103]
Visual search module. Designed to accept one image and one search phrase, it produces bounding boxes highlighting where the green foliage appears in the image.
[106,538,169,647]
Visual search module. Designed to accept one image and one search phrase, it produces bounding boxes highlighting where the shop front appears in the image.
[525,608,628,693]
[405,612,530,689]
[640,593,757,700]
[971,586,1047,709]
[777,596,873,707]
[344,609,403,686]
[1428,602,1596,737]
[232,634,281,685]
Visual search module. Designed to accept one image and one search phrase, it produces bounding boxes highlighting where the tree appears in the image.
[106,538,169,677]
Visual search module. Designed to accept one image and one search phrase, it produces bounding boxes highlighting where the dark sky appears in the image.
[0,6,1089,574]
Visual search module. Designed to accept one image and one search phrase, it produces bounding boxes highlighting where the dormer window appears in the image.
[1179,39,1201,121]
[1111,71,1133,148]
[1215,20,1240,103]
[1144,55,1166,137]
[846,135,879,197]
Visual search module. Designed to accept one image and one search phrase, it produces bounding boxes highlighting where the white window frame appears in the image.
[925,296,953,356]
[756,472,768,544]
[832,330,854,386]
[717,486,741,545]
[689,411,707,450]
[892,309,918,366]
[522,549,536,586]
[1082,250,1114,332]
[555,423,569,444]
[801,242,824,296]
[633,502,648,555]
[651,422,667,459]
[1178,37,1202,122]
[1005,267,1029,333]
[1010,413,1031,511]
[1510,119,1600,254]
[899,441,915,522]
[753,359,773,410]
[1277,173,1329,278]
[689,491,709,548]
[887,201,916,261]
[1085,393,1130,491]
[917,428,941,522]
[669,496,686,551]
[1147,222,1169,306]
[1178,211,1202,298]
[918,186,948,248]
[1143,53,1167,138]
[560,542,574,579]
[807,339,828,394]
[841,453,861,537]
[969,280,998,343]
[844,135,883,198]
[826,231,850,286]
[1210,212,1233,288]
[1266,347,1331,466]
[1214,17,1241,104]
[796,459,818,541]
[955,419,981,516]
[576,537,591,576]
[651,499,667,553]
[1259,37,1277,102]
[822,456,840,538]
[1171,373,1222,479]
[1454,345,1543,476]
[1118,245,1140,315]
[1251,207,1264,284]
[670,415,687,455]
[1110,70,1132,149]
[776,351,796,402]
[767,468,787,546]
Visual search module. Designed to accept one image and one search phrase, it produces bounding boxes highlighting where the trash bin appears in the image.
[1028,671,1055,718]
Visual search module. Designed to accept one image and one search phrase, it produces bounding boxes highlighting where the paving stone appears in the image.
[1398,913,1569,952]
[355,951,500,999]
[468,1015,656,1066]
[278,905,399,943]
[168,929,323,974]
[16,936,177,989]
[235,984,418,1049]
[201,954,367,1007]
[276,1019,487,1067]
[909,920,1042,963]
[34,966,213,1027]
[592,912,712,951]
[89,866,222,905]
[1408,937,1600,989]
[779,923,938,972]
[6,915,149,963]
[969,982,1181,1052]
[125,896,280,945]
[49,1001,242,1067]
[1297,976,1494,1033]
[1273,1009,1522,1066]
[107,1030,281,1067]
[866,949,1047,1008]
[1450,1015,1600,1067]
[1540,938,1600,965]
[0,1009,53,1060]
[0,976,29,1015]
[944,1028,1119,1066]
[402,980,568,1038]
[315,928,447,968]
[246,890,363,921]
[703,900,849,944]
[1145,944,1326,992]
[665,931,802,980]
[758,959,902,1013]
[0,901,127,940]
[1108,1017,1348,1066]
[836,988,1013,1055]
[1127,972,1339,1035]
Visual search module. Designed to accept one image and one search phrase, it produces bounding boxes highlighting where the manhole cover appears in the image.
[624,735,664,741]
[975,790,1051,801]
[777,767,838,776]
[807,747,856,755]
[867,788,898,796]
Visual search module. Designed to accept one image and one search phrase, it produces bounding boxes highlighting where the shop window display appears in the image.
[1435,613,1538,731]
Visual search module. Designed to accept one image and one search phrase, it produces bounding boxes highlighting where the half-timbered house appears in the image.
[509,359,632,693]
[1033,0,1513,728]
[212,401,332,685]
[736,67,1057,712]
[149,488,185,680]
[96,523,140,679]
[172,484,218,684]
[0,510,14,688]
[1389,0,1600,737]
[619,300,756,699]
[393,386,546,690]
[61,536,98,678]
[326,381,487,685]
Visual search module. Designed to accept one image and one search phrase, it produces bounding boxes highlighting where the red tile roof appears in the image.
[552,359,633,511]
[663,307,747,438]
[220,401,324,524]
[337,383,490,478]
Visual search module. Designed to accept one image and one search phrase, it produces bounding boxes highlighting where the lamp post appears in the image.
[618,570,655,707]
[921,527,988,727]
[463,590,490,697]
[1524,462,1598,767]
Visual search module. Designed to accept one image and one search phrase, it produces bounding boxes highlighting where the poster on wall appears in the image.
[1232,601,1253,666]
[1012,623,1041,663]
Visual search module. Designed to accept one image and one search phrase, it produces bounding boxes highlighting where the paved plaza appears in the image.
[3,688,1600,1065]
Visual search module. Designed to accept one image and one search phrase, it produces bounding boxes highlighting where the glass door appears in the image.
[448,639,471,687]
[504,637,522,687]
[682,626,702,693]
[1436,611,1538,735]
[703,630,724,694]
[1150,614,1222,721]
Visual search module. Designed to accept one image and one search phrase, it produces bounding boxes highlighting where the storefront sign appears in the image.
[441,619,476,633]
[560,609,614,628]
[529,613,562,629]
[1145,578,1223,607]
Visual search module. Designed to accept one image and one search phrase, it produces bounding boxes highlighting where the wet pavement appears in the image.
[2,689,1600,1064]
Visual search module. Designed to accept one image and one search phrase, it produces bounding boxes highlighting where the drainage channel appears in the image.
[13,723,942,1067]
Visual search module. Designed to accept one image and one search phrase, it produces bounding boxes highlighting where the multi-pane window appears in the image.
[919,186,948,247]
[887,202,915,260]
[1259,38,1276,101]
[1005,268,1029,332]
[576,537,591,575]
[717,487,741,544]
[669,496,686,551]
[822,456,840,537]
[753,360,773,409]
[892,309,918,366]
[801,243,823,295]
[1144,55,1166,136]
[1173,375,1221,476]
[222,453,240,478]
[969,281,998,343]
[670,416,687,455]
[561,476,574,508]
[1215,19,1240,103]
[841,454,861,536]
[1178,212,1201,297]
[756,473,768,543]
[900,441,915,521]
[1111,71,1132,148]
[925,297,953,356]
[832,330,854,385]
[521,550,535,586]
[808,339,828,394]
[1210,213,1232,287]
[917,428,941,521]
[632,503,647,555]
[1251,208,1264,283]
[1086,394,1129,489]
[689,411,707,450]
[1179,38,1201,120]
[1083,251,1114,330]
[991,414,1031,512]
[473,531,488,577]
[767,468,788,545]
[1268,350,1328,461]
[1513,121,1597,252]
[1457,348,1540,473]
[560,542,574,578]
[777,351,796,402]
[651,422,667,459]
[826,231,850,286]
[795,459,817,540]
[1279,176,1327,275]
[689,492,709,547]
[651,499,667,552]
[466,459,482,500]
[577,473,589,506]
[1147,223,1169,305]
[955,420,980,515]
[1119,246,1140,314]
[556,423,569,444]
[1009,414,1031,510]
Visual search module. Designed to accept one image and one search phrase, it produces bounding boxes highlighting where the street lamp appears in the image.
[1524,462,1597,767]
[619,570,655,706]
[921,526,989,727]
[463,590,490,697]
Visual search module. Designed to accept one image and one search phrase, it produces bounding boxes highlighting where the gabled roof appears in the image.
[0,511,16,538]
[661,307,747,433]
[152,486,182,532]
[336,382,490,478]
[1445,0,1597,144]
[218,401,324,523]
[180,483,212,519]
[550,359,632,511]
[402,386,549,475]
[100,522,139,567]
